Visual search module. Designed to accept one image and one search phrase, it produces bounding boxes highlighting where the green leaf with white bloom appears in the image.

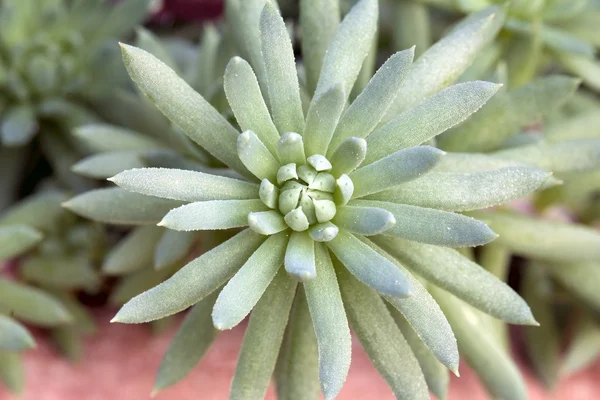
[73,124,163,153]
[387,305,449,400]
[212,232,288,330]
[304,244,350,399]
[352,146,445,198]
[383,6,505,120]
[0,105,37,147]
[493,139,600,174]
[72,151,145,179]
[431,287,528,400]
[231,269,296,400]
[303,84,345,157]
[154,230,197,270]
[300,0,340,95]
[110,168,258,202]
[260,2,305,134]
[103,226,163,275]
[0,316,34,352]
[333,205,396,236]
[366,82,499,164]
[238,130,280,182]
[119,44,249,176]
[546,110,600,142]
[337,267,429,400]
[0,225,43,261]
[275,290,320,400]
[329,49,414,153]
[224,57,280,156]
[329,138,367,177]
[113,230,264,323]
[368,167,550,211]
[159,200,268,231]
[64,188,184,225]
[284,231,315,280]
[0,279,71,327]
[374,236,537,325]
[328,230,411,298]
[135,27,177,70]
[0,191,68,232]
[355,200,497,247]
[439,76,579,152]
[558,54,600,92]
[0,351,23,394]
[154,293,217,392]
[364,238,458,373]
[472,211,600,263]
[543,262,600,310]
[313,0,378,102]
[277,133,306,165]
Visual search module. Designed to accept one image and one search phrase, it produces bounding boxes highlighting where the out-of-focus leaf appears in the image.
[154,230,197,270]
[21,254,100,291]
[0,191,68,232]
[103,226,163,275]
[135,27,177,70]
[0,316,34,352]
[543,262,600,310]
[51,326,83,362]
[73,124,162,153]
[558,54,600,92]
[72,151,145,179]
[561,316,600,376]
[0,350,24,394]
[0,106,38,147]
[392,1,431,57]
[109,266,174,307]
[0,225,43,261]
[546,110,600,142]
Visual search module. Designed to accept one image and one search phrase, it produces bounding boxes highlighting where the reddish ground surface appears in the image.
[2,309,599,400]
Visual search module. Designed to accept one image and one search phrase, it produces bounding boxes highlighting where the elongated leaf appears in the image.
[0,351,23,394]
[383,6,505,120]
[109,266,175,307]
[300,0,340,95]
[303,84,345,157]
[0,105,38,147]
[224,57,280,156]
[327,230,410,297]
[329,49,414,154]
[73,151,145,179]
[49,292,96,335]
[275,289,319,400]
[231,269,296,400]
[329,138,367,176]
[154,230,197,270]
[0,316,34,352]
[355,200,496,247]
[472,210,600,263]
[63,188,184,225]
[546,110,600,142]
[439,76,579,152]
[304,244,351,399]
[493,139,600,174]
[368,167,549,211]
[154,293,218,392]
[73,124,163,152]
[561,317,600,376]
[392,1,431,57]
[120,44,249,176]
[135,27,177,70]
[363,237,458,372]
[544,262,600,310]
[159,199,267,231]
[366,81,499,163]
[51,326,83,362]
[431,287,528,400]
[0,225,42,261]
[0,191,68,232]
[313,0,378,102]
[103,226,163,275]
[558,54,600,92]
[112,229,264,323]
[21,254,100,291]
[337,266,429,400]
[110,168,258,202]
[351,146,444,197]
[333,205,395,236]
[387,305,449,400]
[285,231,315,280]
[237,130,280,182]
[92,0,149,41]
[212,232,288,330]
[374,235,537,325]
[0,279,71,326]
[260,2,304,134]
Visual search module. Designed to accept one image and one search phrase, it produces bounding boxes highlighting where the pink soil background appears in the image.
[2,309,599,400]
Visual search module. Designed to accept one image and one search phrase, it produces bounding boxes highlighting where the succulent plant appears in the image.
[64,1,573,398]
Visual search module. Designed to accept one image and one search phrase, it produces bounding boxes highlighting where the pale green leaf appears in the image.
[135,27,177,70]
[374,235,537,325]
[0,105,38,147]
[351,146,445,198]
[73,124,163,153]
[546,110,600,142]
[366,81,500,164]
[304,244,351,399]
[154,230,197,270]
[392,2,431,58]
[63,188,184,225]
[230,269,296,400]
[92,0,150,41]
[0,225,43,261]
[337,267,429,400]
[0,191,68,232]
[327,230,411,297]
[112,229,264,323]
[368,167,550,211]
[303,84,345,157]
[561,317,600,376]
[544,262,600,310]
[110,168,258,202]
[285,231,315,280]
[0,351,23,394]
[159,199,267,231]
[329,138,367,176]
[238,130,280,182]
[103,226,163,275]
[277,133,306,165]
[0,316,34,352]
[558,54,600,92]
[119,44,249,176]
[21,254,100,291]
[109,266,174,307]
[72,151,145,179]
[333,205,396,236]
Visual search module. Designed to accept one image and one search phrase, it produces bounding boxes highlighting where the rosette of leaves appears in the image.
[84,1,559,398]
[412,0,600,89]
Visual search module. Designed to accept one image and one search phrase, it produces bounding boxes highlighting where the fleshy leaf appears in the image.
[0,351,24,394]
[0,225,43,261]
[237,130,280,182]
[154,230,197,270]
[112,230,264,323]
[110,168,258,202]
[561,316,600,377]
[103,226,163,275]
[0,106,38,147]
[303,84,345,157]
[159,200,267,231]
[284,231,316,280]
[212,232,288,330]
[0,191,68,232]
[135,26,177,70]
[72,151,145,179]
[0,316,35,352]
[333,205,396,236]
[73,124,162,153]
[544,262,600,310]
[329,138,367,176]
